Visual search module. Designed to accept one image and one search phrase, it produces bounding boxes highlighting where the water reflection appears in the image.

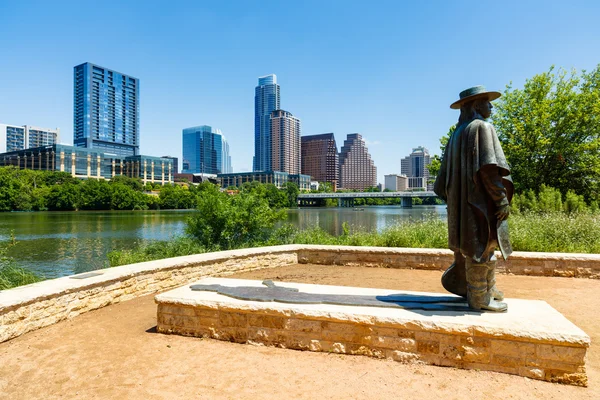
[1,206,446,278]
[0,211,190,279]
[286,205,446,235]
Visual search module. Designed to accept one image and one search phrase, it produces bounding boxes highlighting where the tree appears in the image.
[426,125,454,182]
[285,182,299,208]
[492,65,600,201]
[47,182,81,211]
[110,183,146,210]
[186,187,286,250]
[110,175,144,192]
[79,179,112,210]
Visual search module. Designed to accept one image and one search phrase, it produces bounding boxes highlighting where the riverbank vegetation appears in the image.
[107,183,600,267]
[0,234,42,290]
[0,167,300,211]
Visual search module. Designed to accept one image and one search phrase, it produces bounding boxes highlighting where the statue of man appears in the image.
[434,86,514,312]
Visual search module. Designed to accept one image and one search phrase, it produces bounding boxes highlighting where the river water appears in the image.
[0,206,446,278]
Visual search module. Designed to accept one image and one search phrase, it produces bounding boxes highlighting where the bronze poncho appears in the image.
[434,117,514,262]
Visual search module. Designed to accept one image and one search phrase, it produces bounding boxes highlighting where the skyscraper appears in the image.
[270,110,301,174]
[182,125,232,174]
[400,146,431,189]
[254,74,280,172]
[301,133,339,189]
[0,124,59,153]
[339,133,377,190]
[73,62,139,157]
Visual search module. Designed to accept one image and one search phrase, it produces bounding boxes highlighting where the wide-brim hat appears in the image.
[450,85,501,109]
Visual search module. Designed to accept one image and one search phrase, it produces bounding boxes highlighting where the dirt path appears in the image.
[0,265,598,399]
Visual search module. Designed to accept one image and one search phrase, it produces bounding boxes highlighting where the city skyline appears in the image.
[1,1,599,183]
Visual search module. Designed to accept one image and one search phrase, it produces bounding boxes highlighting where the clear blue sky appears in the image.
[1,0,599,183]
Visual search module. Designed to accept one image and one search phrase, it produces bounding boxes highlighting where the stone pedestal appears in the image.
[155,278,590,386]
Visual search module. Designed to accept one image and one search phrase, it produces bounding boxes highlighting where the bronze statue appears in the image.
[434,86,514,312]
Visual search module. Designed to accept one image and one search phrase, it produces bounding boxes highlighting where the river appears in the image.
[0,206,446,279]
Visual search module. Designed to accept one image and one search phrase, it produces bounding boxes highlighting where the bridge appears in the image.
[297,191,439,207]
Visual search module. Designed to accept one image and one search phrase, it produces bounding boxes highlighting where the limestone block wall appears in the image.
[0,246,298,343]
[2,244,600,344]
[295,245,600,279]
[157,304,588,386]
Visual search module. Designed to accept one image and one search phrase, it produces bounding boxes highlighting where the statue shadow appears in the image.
[189,283,482,317]
[374,293,479,317]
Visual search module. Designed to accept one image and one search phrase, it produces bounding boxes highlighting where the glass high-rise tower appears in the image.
[182,125,232,174]
[73,62,139,157]
[254,74,280,172]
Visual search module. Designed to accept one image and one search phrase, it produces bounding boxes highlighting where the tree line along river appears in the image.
[0,206,447,279]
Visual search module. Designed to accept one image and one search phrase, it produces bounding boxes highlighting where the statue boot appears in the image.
[442,252,504,300]
[465,259,507,312]
[441,251,467,298]
[486,258,504,301]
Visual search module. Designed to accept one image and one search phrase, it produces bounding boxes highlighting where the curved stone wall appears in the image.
[1,245,599,343]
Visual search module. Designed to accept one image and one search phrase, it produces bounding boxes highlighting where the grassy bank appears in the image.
[107,212,600,267]
[0,265,42,290]
[1,234,42,289]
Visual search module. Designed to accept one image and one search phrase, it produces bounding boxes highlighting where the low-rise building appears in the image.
[384,174,408,191]
[0,144,173,184]
[217,171,311,190]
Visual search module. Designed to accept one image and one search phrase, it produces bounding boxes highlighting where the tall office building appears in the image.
[0,124,59,153]
[400,146,431,190]
[73,62,139,157]
[301,133,339,189]
[254,74,280,172]
[182,125,232,174]
[339,133,377,190]
[270,110,301,174]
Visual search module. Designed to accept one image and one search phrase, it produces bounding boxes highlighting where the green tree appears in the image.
[159,184,197,209]
[285,182,299,208]
[47,182,81,211]
[492,65,600,202]
[79,179,112,210]
[110,183,145,210]
[0,167,21,211]
[186,187,286,250]
[110,175,144,191]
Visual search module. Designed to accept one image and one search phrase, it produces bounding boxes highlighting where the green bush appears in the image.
[186,187,286,250]
[508,213,600,253]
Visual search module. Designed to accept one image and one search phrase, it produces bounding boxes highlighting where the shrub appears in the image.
[0,234,42,289]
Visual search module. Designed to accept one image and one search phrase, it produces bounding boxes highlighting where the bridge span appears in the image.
[297,191,438,207]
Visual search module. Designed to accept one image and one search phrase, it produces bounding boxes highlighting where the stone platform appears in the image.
[155,278,590,386]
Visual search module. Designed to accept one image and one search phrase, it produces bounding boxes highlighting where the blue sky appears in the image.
[1,0,599,183]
